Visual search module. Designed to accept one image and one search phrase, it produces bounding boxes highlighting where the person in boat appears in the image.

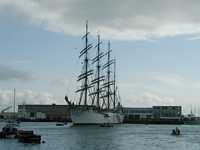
[172,127,180,135]
[176,127,180,135]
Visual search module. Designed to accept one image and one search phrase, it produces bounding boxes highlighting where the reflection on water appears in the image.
[0,122,200,150]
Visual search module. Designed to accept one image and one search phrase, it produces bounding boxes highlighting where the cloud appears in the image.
[48,77,78,98]
[1,0,200,40]
[123,92,175,107]
[188,35,200,40]
[119,72,200,111]
[150,73,185,87]
[0,65,33,81]
[49,78,69,87]
[120,72,200,90]
[0,89,55,110]
[151,72,200,89]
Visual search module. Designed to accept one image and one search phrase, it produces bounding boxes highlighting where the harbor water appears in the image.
[0,122,200,150]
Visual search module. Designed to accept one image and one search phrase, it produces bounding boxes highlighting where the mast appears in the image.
[84,21,88,105]
[76,21,93,106]
[113,59,116,109]
[90,34,105,108]
[102,41,114,109]
[102,41,115,109]
[14,88,16,113]
[107,41,111,109]
[96,34,101,107]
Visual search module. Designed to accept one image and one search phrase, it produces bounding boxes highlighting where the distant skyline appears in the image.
[1,0,200,114]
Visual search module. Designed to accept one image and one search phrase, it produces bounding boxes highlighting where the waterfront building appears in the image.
[17,104,182,123]
[123,106,182,122]
[18,104,71,121]
[0,112,16,120]
[152,106,182,119]
[123,107,153,120]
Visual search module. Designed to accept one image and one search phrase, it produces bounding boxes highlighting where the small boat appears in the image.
[56,122,65,126]
[17,130,41,144]
[0,122,18,138]
[0,89,19,139]
[100,123,114,127]
[171,127,180,136]
[18,134,41,144]
[16,130,33,138]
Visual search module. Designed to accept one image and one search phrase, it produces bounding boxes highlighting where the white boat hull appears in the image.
[71,109,124,125]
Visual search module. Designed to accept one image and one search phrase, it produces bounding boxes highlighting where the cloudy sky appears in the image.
[1,0,200,114]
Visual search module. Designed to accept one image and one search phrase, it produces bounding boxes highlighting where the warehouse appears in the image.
[18,104,71,122]
[123,107,153,119]
[17,104,182,123]
[124,106,182,120]
[152,106,182,118]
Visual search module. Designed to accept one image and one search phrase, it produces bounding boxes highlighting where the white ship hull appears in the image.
[71,109,124,125]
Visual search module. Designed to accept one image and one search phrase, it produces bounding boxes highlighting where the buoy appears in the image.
[42,140,46,144]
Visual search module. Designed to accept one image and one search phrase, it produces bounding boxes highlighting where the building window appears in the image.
[30,112,35,117]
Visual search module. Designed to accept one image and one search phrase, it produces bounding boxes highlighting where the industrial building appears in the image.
[0,112,16,120]
[18,104,71,122]
[123,106,182,124]
[0,106,16,120]
[17,104,182,124]
[123,107,153,119]
[152,106,182,119]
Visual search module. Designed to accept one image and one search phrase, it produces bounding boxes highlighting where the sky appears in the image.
[1,0,200,114]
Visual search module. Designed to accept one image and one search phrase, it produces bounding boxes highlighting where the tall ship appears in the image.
[65,22,124,125]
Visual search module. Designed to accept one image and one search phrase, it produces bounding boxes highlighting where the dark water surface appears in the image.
[0,122,200,150]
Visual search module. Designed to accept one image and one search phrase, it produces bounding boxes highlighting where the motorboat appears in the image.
[0,121,18,138]
[56,122,65,126]
[100,123,114,127]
